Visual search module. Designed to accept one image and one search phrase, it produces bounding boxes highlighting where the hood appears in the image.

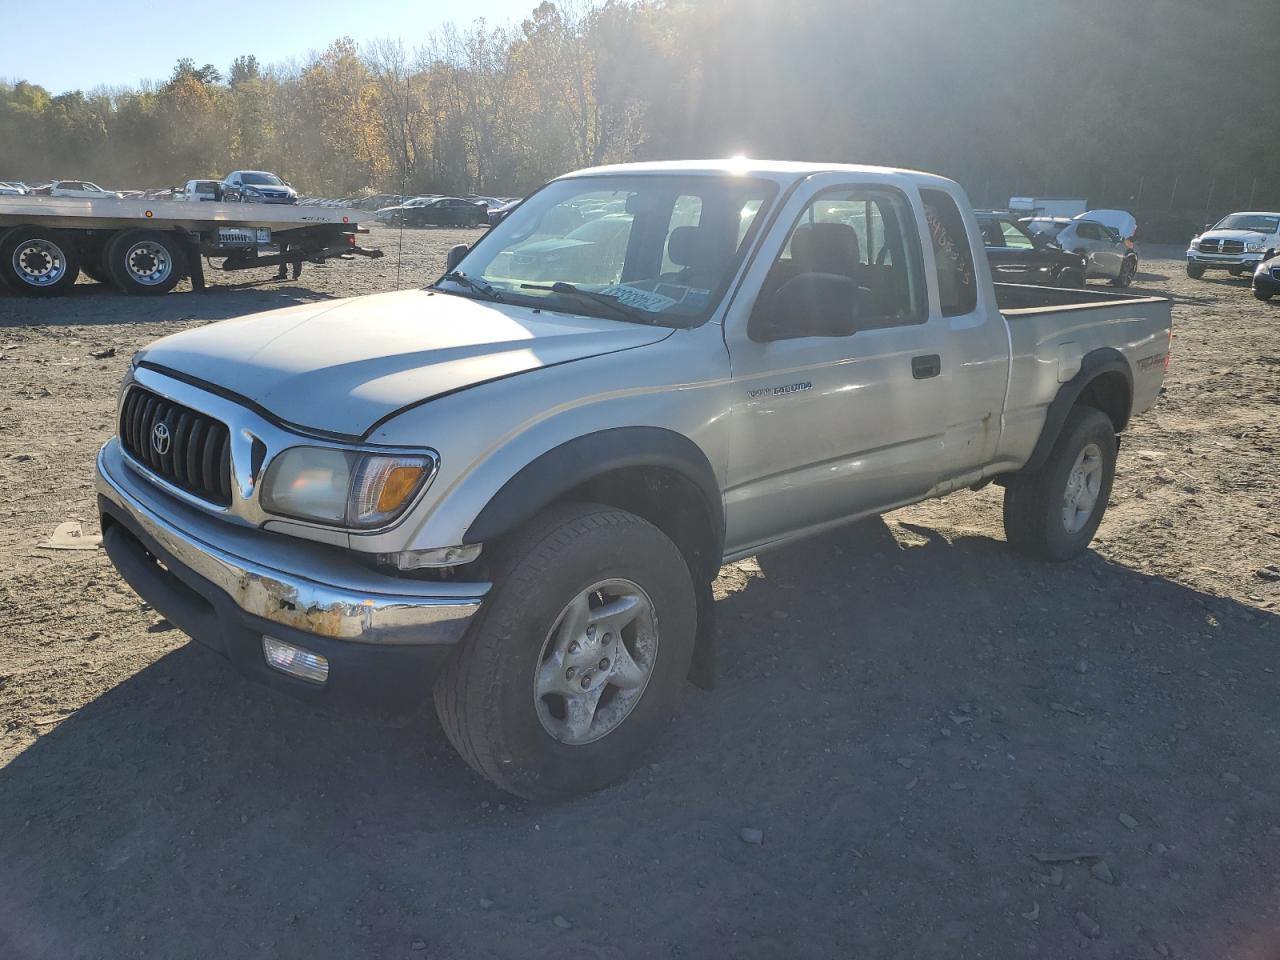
[1200,229,1269,241]
[245,183,295,196]
[137,289,671,437]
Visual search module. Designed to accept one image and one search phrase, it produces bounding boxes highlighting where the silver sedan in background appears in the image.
[1022,216,1138,287]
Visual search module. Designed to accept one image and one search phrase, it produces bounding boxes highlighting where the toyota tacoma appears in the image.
[96,160,1173,799]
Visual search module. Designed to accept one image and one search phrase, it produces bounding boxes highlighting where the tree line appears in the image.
[1,0,1277,237]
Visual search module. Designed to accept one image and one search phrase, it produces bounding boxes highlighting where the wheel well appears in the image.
[558,466,720,584]
[1075,371,1130,433]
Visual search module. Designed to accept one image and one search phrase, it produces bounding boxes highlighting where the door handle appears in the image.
[912,354,941,379]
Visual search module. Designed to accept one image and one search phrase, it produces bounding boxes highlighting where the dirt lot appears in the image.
[1,228,1278,959]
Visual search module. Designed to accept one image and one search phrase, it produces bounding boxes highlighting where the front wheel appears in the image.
[434,503,697,799]
[1003,406,1117,561]
[1187,262,1205,279]
[1254,287,1274,302]
[1110,256,1137,288]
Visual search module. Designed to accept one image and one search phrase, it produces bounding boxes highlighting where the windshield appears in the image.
[1214,214,1279,233]
[1025,219,1068,237]
[438,174,777,327]
[241,172,284,186]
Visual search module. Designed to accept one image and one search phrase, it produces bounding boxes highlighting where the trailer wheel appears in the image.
[105,230,187,295]
[0,228,81,296]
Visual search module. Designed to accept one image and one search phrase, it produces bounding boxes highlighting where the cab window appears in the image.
[756,186,926,330]
[999,219,1035,249]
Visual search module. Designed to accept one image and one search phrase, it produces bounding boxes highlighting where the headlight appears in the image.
[261,447,436,529]
[244,187,262,197]
[1189,239,1200,250]
[1246,240,1265,252]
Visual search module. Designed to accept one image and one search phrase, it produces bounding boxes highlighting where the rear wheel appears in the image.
[434,503,697,799]
[1186,262,1205,279]
[1003,406,1117,561]
[104,230,187,295]
[0,227,81,296]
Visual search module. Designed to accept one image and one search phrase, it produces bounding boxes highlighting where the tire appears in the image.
[1229,266,1247,277]
[1057,268,1085,289]
[0,227,81,296]
[1110,256,1137,288]
[1003,406,1117,562]
[1186,262,1205,279]
[434,502,697,800]
[1254,287,1273,302]
[104,230,187,295]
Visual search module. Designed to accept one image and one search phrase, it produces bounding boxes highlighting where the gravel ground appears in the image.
[0,230,1277,959]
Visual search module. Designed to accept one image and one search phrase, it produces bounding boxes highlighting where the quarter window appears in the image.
[920,188,977,317]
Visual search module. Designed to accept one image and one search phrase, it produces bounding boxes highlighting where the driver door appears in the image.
[722,180,950,553]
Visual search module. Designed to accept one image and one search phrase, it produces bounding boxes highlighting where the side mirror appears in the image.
[445,243,469,273]
[754,273,868,342]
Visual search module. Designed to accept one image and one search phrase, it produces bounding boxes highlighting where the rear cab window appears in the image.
[920,188,978,317]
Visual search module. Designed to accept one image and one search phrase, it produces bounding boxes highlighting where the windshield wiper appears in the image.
[437,272,504,302]
[519,281,651,324]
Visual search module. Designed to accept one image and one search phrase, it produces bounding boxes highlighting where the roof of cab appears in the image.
[555,158,960,190]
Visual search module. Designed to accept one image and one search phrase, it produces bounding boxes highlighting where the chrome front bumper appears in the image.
[96,440,489,645]
[1186,250,1265,266]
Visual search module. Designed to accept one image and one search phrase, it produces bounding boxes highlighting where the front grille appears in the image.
[119,386,232,506]
[1199,239,1221,253]
[1221,240,1245,254]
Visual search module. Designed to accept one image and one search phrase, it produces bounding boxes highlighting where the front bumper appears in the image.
[1187,249,1266,268]
[1254,266,1280,295]
[96,440,489,709]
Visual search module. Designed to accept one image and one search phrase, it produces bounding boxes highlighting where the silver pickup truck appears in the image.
[96,160,1172,799]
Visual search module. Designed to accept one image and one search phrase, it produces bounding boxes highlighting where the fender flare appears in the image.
[1021,347,1132,474]
[463,426,725,565]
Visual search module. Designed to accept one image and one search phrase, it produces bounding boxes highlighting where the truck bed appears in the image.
[994,281,1165,314]
[993,282,1173,472]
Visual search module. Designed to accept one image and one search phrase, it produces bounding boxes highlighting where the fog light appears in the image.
[262,636,329,684]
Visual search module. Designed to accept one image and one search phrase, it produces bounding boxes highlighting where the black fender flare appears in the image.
[463,426,726,570]
[1021,348,1132,474]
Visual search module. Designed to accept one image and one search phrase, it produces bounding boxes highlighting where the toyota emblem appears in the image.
[151,421,171,456]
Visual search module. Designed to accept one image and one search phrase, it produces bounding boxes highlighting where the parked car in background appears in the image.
[0,182,25,196]
[374,196,437,222]
[44,180,123,199]
[1252,254,1280,301]
[1020,216,1137,287]
[179,179,222,202]
[974,209,1086,287]
[221,170,298,204]
[354,193,403,211]
[488,198,522,226]
[380,196,487,227]
[1074,209,1137,243]
[1186,211,1280,279]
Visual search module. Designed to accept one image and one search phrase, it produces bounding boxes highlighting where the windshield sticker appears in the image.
[599,283,681,313]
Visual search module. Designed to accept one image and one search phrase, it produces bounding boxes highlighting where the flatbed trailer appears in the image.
[0,196,383,296]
